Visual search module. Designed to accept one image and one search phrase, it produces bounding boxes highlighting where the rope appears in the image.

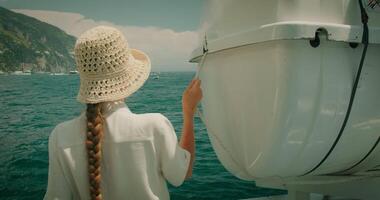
[302,0,370,176]
[194,41,251,177]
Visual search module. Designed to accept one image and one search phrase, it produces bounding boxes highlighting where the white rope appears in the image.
[194,51,250,177]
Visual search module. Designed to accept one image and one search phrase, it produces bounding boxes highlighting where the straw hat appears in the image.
[75,26,151,104]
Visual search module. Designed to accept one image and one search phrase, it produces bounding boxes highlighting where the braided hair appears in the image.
[86,103,104,200]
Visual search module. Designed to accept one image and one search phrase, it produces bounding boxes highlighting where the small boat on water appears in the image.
[150,72,160,80]
[11,70,31,75]
[32,71,49,74]
[69,70,79,74]
[50,72,67,76]
[191,0,380,199]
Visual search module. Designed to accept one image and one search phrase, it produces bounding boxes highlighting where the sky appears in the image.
[0,0,205,71]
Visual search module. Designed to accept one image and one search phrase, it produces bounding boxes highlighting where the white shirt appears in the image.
[44,101,190,200]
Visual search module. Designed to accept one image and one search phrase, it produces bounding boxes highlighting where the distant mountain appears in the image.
[0,6,76,73]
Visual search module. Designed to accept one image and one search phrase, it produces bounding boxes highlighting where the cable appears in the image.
[339,138,380,173]
[302,0,370,176]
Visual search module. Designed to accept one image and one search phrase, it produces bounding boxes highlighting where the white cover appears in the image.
[192,0,380,180]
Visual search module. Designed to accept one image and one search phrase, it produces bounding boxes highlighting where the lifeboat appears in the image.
[190,0,380,181]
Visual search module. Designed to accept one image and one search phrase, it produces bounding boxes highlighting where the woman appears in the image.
[44,26,202,200]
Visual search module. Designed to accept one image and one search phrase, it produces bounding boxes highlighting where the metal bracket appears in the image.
[202,35,209,54]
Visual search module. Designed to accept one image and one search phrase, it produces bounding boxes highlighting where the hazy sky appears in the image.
[0,0,204,71]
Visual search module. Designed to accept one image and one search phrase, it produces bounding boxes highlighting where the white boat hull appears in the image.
[192,0,380,180]
[199,39,380,179]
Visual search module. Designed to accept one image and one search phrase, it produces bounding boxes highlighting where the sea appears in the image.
[0,72,286,200]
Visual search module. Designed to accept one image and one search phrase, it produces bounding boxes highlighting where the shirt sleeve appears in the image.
[157,114,191,187]
[44,127,72,200]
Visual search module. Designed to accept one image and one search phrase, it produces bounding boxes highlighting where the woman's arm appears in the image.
[179,79,202,179]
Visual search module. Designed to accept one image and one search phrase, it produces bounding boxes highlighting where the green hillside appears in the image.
[0,6,76,73]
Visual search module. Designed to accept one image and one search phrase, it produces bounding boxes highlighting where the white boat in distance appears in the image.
[69,70,79,74]
[11,70,31,75]
[50,72,67,76]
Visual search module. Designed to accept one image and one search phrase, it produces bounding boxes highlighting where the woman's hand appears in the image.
[182,79,203,118]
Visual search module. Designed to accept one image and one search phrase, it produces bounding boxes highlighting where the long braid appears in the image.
[86,103,104,200]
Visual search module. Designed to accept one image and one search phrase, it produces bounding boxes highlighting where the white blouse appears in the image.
[44,101,190,200]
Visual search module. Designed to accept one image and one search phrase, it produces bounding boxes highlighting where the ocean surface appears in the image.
[0,72,285,200]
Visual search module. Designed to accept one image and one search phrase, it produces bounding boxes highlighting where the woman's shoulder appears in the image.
[56,113,84,130]
[107,104,170,127]
[125,112,169,130]
[121,112,174,135]
[49,113,86,147]
[104,110,174,142]
[136,112,168,122]
[135,113,176,138]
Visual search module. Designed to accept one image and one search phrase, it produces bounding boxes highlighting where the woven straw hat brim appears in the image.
[77,48,151,104]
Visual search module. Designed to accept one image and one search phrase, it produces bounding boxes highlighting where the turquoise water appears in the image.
[0,72,285,200]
